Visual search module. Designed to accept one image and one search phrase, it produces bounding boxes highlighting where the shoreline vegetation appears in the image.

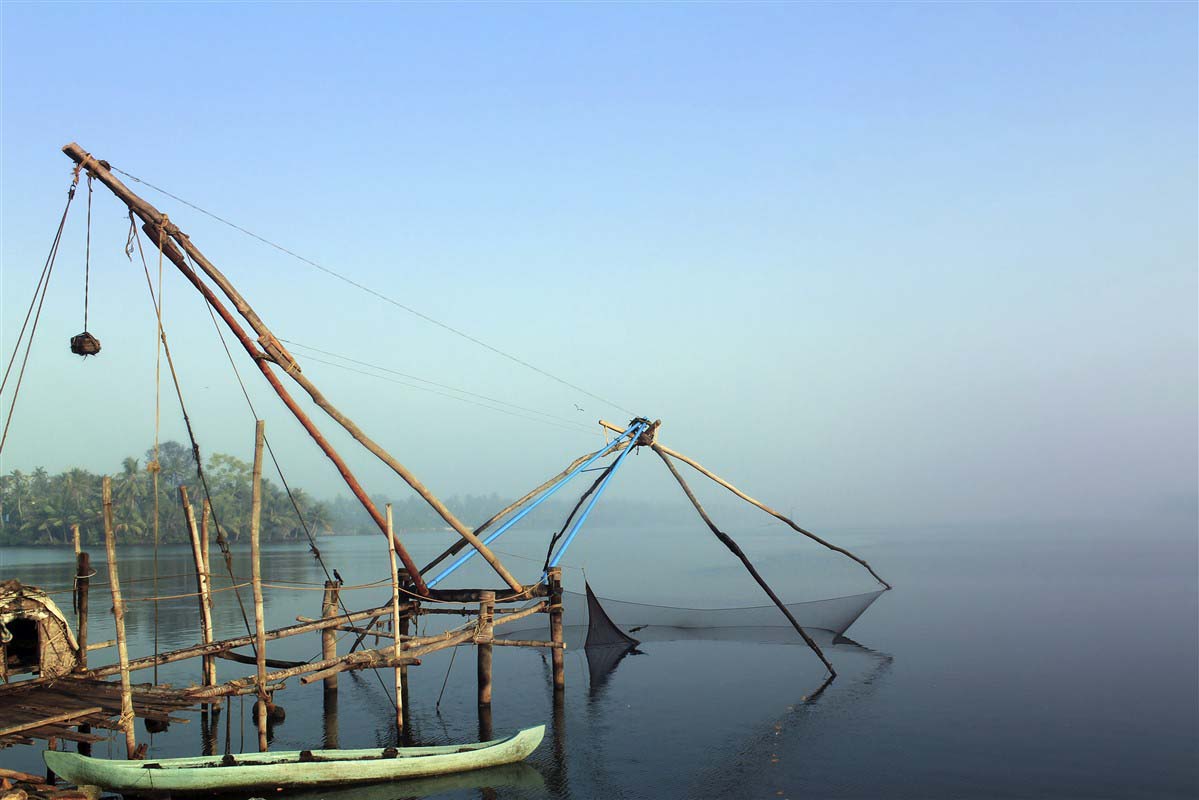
[0,441,686,548]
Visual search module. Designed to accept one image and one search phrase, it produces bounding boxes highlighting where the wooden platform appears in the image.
[0,675,196,748]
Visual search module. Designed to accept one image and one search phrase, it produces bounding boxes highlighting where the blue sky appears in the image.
[1,2,1195,528]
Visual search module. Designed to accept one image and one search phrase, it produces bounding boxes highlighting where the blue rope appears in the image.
[546,421,646,570]
[428,425,642,587]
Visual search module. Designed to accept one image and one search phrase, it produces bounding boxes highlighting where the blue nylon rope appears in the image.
[427,424,643,587]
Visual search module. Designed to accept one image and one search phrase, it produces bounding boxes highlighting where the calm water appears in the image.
[1,518,1195,799]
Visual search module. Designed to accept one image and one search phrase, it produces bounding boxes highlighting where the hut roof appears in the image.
[0,579,80,653]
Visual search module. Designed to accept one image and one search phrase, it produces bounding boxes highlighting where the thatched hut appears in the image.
[0,579,79,681]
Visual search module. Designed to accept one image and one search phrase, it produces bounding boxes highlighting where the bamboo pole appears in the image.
[249,420,268,752]
[88,603,397,677]
[477,591,495,708]
[653,446,837,677]
[101,477,138,759]
[547,567,565,692]
[60,143,430,595]
[71,524,81,556]
[180,487,216,696]
[60,144,520,594]
[200,499,216,689]
[598,419,891,589]
[74,551,89,670]
[386,505,404,736]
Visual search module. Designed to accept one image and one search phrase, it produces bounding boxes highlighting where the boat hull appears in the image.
[43,725,544,795]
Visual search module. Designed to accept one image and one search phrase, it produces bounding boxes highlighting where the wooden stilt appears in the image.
[385,505,404,737]
[653,445,837,677]
[321,581,340,693]
[71,524,81,556]
[322,682,339,749]
[547,567,565,692]
[180,487,216,698]
[249,420,268,752]
[101,477,138,759]
[477,590,495,708]
[74,551,90,670]
[200,500,217,690]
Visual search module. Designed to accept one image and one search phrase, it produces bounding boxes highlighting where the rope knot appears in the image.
[146,460,161,474]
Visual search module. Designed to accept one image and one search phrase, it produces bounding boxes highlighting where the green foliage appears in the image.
[0,442,335,546]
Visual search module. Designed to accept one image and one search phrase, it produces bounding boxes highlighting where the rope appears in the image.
[0,180,77,457]
[129,217,259,649]
[83,176,92,331]
[109,166,636,417]
[283,340,600,436]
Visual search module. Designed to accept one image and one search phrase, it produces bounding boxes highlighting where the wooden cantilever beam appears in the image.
[599,419,891,590]
[62,143,519,593]
[62,141,508,594]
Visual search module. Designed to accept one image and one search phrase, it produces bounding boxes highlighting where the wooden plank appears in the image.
[0,707,103,737]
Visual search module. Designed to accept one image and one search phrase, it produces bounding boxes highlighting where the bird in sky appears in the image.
[333,569,344,585]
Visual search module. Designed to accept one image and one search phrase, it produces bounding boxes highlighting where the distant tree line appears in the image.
[1,441,687,547]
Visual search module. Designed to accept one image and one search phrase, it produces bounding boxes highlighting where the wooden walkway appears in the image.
[0,675,196,748]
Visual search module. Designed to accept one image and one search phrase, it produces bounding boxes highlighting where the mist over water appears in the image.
[1,515,1194,799]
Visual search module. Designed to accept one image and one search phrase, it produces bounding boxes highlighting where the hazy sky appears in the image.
[1,2,1195,530]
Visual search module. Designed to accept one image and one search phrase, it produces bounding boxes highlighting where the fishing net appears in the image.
[506,586,885,640]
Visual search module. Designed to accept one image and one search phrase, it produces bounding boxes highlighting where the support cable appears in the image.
[129,218,259,647]
[0,180,77,457]
[109,166,635,417]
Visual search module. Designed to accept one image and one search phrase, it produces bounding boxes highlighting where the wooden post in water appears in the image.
[75,548,92,754]
[386,505,404,737]
[249,420,269,752]
[200,499,216,689]
[547,566,565,693]
[102,477,138,759]
[74,551,90,670]
[477,590,495,708]
[71,524,81,556]
[181,486,216,698]
[321,581,340,691]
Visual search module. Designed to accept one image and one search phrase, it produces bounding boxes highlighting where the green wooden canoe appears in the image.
[42,725,545,795]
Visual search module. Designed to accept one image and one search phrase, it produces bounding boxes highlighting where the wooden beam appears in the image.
[0,708,103,738]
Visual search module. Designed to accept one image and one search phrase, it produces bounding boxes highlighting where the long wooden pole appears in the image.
[652,446,837,677]
[477,590,495,708]
[74,551,89,671]
[598,419,890,589]
[386,505,404,736]
[180,487,216,695]
[249,420,268,752]
[200,499,216,688]
[101,477,138,758]
[60,144,430,595]
[61,143,518,593]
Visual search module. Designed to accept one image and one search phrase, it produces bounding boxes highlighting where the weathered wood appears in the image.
[61,143,430,595]
[491,639,564,649]
[180,486,216,695]
[249,419,268,752]
[386,505,403,735]
[71,524,81,556]
[320,581,340,692]
[74,552,89,670]
[0,708,102,738]
[653,445,837,677]
[214,651,303,669]
[88,603,396,677]
[101,477,137,759]
[421,586,547,603]
[59,144,530,595]
[477,591,494,707]
[547,567,565,691]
